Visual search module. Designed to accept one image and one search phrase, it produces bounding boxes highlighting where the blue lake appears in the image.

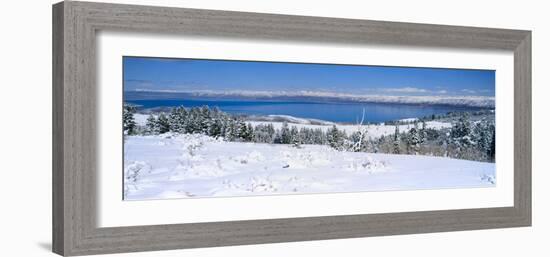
[126,99,483,123]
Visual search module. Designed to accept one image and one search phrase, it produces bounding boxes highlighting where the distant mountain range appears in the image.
[125,89,495,108]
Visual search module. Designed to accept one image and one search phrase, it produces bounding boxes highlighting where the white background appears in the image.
[0,0,547,256]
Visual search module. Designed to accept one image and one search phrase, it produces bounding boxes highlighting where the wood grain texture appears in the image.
[52,1,532,256]
[52,2,65,255]
[514,32,532,224]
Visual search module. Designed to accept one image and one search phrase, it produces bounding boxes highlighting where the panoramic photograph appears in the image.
[122,56,496,201]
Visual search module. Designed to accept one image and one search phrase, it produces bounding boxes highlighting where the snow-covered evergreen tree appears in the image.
[473,121,489,159]
[451,114,472,144]
[224,119,236,141]
[145,114,158,134]
[219,115,230,139]
[392,125,401,154]
[185,108,200,133]
[198,106,212,134]
[273,129,283,144]
[327,125,344,150]
[280,122,291,144]
[420,120,427,144]
[450,113,474,157]
[233,118,248,141]
[244,123,254,141]
[252,124,272,143]
[312,128,326,145]
[407,123,421,155]
[209,118,223,138]
[168,106,187,133]
[290,126,301,146]
[123,104,137,135]
[298,128,311,144]
[156,113,171,134]
[208,107,224,138]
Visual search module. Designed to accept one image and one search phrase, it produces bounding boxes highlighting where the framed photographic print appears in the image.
[122,57,498,200]
[52,1,531,256]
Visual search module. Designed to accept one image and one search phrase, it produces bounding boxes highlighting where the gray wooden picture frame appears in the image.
[52,1,531,256]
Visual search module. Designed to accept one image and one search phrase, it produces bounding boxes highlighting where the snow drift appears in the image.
[124,133,495,200]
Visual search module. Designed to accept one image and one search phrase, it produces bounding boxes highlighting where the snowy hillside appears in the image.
[248,114,335,125]
[124,134,495,200]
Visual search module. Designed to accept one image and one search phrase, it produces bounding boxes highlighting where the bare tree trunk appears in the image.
[352,108,368,152]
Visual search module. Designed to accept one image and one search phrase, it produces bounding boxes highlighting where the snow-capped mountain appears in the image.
[129,89,495,108]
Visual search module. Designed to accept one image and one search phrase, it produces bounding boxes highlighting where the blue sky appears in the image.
[123,56,495,96]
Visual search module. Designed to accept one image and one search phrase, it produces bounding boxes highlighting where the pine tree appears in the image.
[407,123,421,155]
[273,129,283,144]
[420,120,427,144]
[209,116,223,138]
[451,114,472,144]
[297,128,308,144]
[236,121,253,142]
[198,106,211,134]
[145,114,158,134]
[371,139,380,153]
[327,125,344,150]
[156,113,170,134]
[392,125,401,154]
[232,118,247,141]
[219,115,230,139]
[224,119,236,141]
[450,113,474,156]
[252,124,270,143]
[245,123,254,141]
[168,106,187,133]
[185,108,200,133]
[280,122,291,144]
[311,128,325,145]
[208,107,223,137]
[290,126,301,146]
[473,121,491,160]
[123,104,137,135]
[266,123,276,143]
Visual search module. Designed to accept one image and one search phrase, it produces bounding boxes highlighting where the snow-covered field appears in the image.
[134,113,451,139]
[124,133,495,201]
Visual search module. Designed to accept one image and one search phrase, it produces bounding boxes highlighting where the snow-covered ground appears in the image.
[124,133,495,201]
[134,113,151,127]
[134,113,451,139]
[248,114,335,125]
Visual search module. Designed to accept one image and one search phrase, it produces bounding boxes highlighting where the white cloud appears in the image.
[461,89,477,94]
[383,87,429,93]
